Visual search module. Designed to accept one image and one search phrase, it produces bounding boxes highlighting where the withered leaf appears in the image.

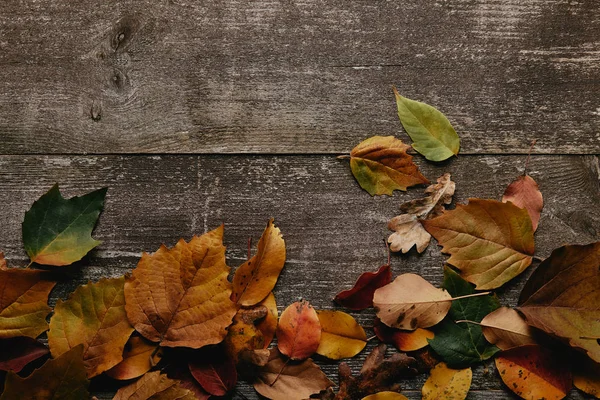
[518,241,600,362]
[0,345,89,400]
[348,136,429,196]
[224,306,267,365]
[502,175,543,231]
[421,362,472,400]
[48,276,134,378]
[124,226,237,348]
[374,318,434,352]
[373,273,451,330]
[0,337,49,372]
[113,370,195,400]
[316,310,366,360]
[189,353,237,396]
[388,173,455,254]
[277,300,321,360]
[335,264,391,311]
[423,198,535,290]
[480,307,537,350]
[231,219,286,306]
[106,336,163,381]
[256,292,278,348]
[0,267,56,339]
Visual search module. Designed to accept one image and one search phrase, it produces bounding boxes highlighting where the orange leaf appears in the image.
[423,198,534,290]
[106,336,162,380]
[374,318,434,352]
[231,219,286,307]
[502,175,543,231]
[256,292,278,348]
[113,371,195,400]
[277,300,321,360]
[124,226,237,348]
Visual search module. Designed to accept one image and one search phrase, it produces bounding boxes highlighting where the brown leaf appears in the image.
[374,318,434,352]
[518,242,600,362]
[0,337,49,372]
[254,348,334,400]
[480,307,537,350]
[335,344,417,399]
[0,267,55,339]
[113,371,195,400]
[423,198,535,290]
[124,226,237,348]
[224,306,267,364]
[502,175,543,231]
[373,274,451,330]
[348,136,429,196]
[256,292,278,348]
[388,173,455,253]
[277,300,321,360]
[231,219,286,306]
[106,336,163,381]
[335,264,392,311]
[316,310,367,360]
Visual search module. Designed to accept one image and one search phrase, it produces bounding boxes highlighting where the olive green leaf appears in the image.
[394,87,460,162]
[22,184,107,266]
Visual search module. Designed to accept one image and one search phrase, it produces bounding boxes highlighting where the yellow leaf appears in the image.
[362,392,408,400]
[422,362,472,400]
[225,306,267,364]
[256,292,278,348]
[106,336,162,380]
[316,310,366,360]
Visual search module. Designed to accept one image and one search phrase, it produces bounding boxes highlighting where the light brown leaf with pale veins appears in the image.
[480,307,537,350]
[388,173,455,253]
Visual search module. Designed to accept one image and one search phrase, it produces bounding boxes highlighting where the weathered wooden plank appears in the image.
[0,154,597,398]
[1,1,599,154]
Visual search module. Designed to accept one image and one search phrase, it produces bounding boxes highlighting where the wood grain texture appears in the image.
[0,154,597,398]
[0,0,599,154]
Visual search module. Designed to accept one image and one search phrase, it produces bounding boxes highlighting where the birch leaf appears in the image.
[316,310,366,360]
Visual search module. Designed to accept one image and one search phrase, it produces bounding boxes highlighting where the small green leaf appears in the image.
[394,88,460,162]
[428,267,500,368]
[22,184,107,266]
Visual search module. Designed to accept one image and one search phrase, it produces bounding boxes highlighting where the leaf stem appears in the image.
[366,335,377,342]
[25,261,34,269]
[455,319,482,326]
[450,291,491,301]
[270,358,289,386]
[383,239,391,266]
[337,154,351,160]
[524,139,537,176]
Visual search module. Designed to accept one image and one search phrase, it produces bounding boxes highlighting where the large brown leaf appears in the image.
[0,267,56,339]
[423,198,534,290]
[518,242,600,362]
[113,371,195,400]
[231,219,286,306]
[124,226,237,348]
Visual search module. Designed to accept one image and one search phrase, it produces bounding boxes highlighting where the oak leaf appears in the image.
[0,337,49,372]
[421,362,472,400]
[388,173,455,253]
[373,273,451,330]
[124,226,237,348]
[495,345,571,400]
[480,307,537,350]
[335,264,391,310]
[573,356,600,398]
[48,276,134,378]
[256,292,278,348]
[503,175,543,231]
[113,370,195,400]
[316,310,366,360]
[189,353,237,396]
[518,241,600,362]
[0,267,55,339]
[254,348,333,400]
[277,300,321,360]
[0,345,89,400]
[373,318,434,352]
[22,185,107,266]
[393,88,460,162]
[362,393,408,400]
[231,219,286,306]
[348,136,429,196]
[224,306,268,365]
[106,336,163,380]
[423,198,535,290]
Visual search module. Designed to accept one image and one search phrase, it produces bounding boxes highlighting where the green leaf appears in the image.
[428,267,500,368]
[22,184,107,266]
[393,88,460,162]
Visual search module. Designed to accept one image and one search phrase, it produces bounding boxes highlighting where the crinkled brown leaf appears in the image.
[335,264,392,311]
[231,219,286,306]
[388,173,455,253]
[224,306,267,364]
[518,241,600,362]
[113,370,195,400]
[423,198,535,290]
[0,337,49,372]
[503,175,543,231]
[106,336,163,380]
[277,300,321,360]
[480,307,537,350]
[348,136,429,196]
[124,226,237,348]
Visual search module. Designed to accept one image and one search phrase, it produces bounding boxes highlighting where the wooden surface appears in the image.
[0,1,599,399]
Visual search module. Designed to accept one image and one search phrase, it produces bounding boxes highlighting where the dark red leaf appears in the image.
[167,364,211,400]
[334,264,391,310]
[0,337,49,372]
[189,355,237,396]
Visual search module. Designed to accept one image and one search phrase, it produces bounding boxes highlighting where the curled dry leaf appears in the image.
[518,241,600,362]
[106,336,162,381]
[373,273,451,330]
[374,318,434,352]
[335,264,391,311]
[348,136,429,196]
[423,198,535,290]
[22,185,107,266]
[316,310,366,360]
[48,276,134,378]
[231,218,286,306]
[0,267,56,339]
[362,392,408,400]
[0,345,89,400]
[254,348,333,400]
[277,300,321,360]
[495,345,572,400]
[502,175,543,231]
[224,305,267,365]
[393,88,460,162]
[0,337,49,372]
[573,356,600,398]
[480,307,537,350]
[124,226,237,349]
[256,292,278,348]
[421,362,472,400]
[388,173,455,254]
[189,354,237,396]
[113,370,195,400]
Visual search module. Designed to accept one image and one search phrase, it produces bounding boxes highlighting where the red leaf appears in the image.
[167,364,211,400]
[189,355,237,396]
[277,300,321,360]
[335,264,392,310]
[0,337,49,372]
[502,175,543,231]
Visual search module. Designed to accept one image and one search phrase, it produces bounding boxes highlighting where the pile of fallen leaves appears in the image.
[0,89,599,400]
